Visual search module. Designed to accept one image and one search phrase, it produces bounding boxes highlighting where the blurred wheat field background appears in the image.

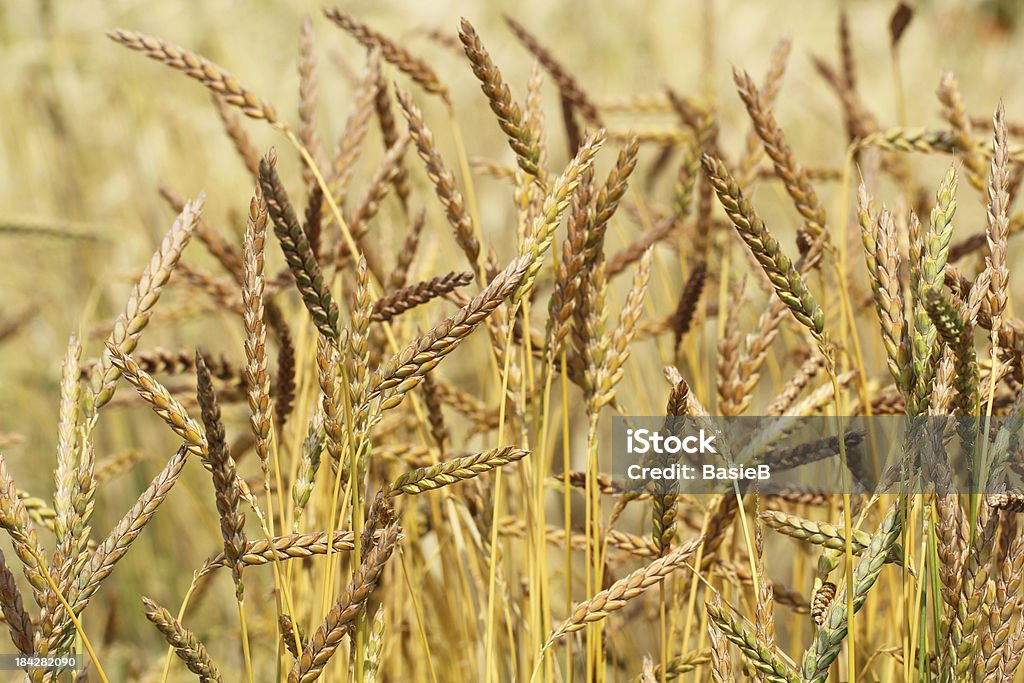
[4,0,1024,681]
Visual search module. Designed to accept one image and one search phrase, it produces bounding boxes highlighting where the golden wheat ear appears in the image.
[142,596,224,682]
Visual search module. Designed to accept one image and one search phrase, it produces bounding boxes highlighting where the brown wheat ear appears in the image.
[371,271,474,323]
[395,86,482,278]
[459,18,543,179]
[503,14,603,127]
[107,29,279,125]
[323,8,449,102]
[195,353,247,589]
[259,148,341,342]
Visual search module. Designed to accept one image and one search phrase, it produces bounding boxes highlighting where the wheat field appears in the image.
[3,1,1024,681]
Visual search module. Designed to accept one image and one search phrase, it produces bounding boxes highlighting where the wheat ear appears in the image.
[288,523,400,682]
[389,446,528,496]
[259,149,341,342]
[90,196,203,411]
[459,18,542,179]
[142,596,223,682]
[0,548,33,655]
[105,344,207,457]
[543,534,704,648]
[371,256,530,410]
[107,30,278,124]
[706,600,800,683]
[323,8,449,102]
[702,155,826,343]
[800,501,903,682]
